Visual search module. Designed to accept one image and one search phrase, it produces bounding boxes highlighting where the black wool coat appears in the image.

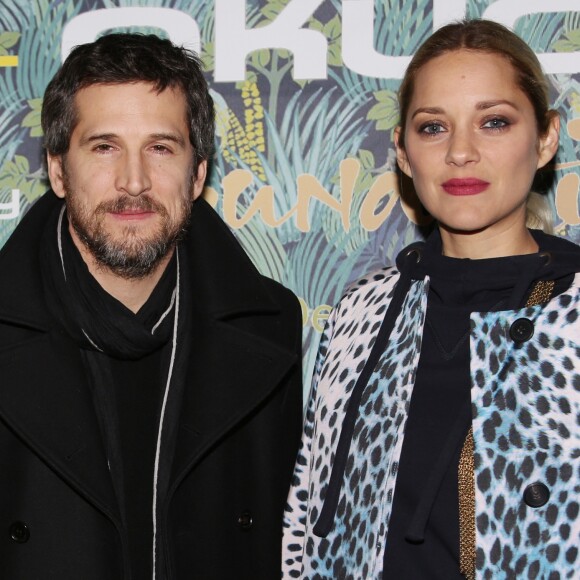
[0,192,303,579]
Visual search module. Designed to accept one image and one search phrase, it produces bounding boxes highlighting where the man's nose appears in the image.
[115,151,152,196]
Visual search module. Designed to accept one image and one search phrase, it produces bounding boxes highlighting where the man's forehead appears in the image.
[71,82,190,137]
[73,81,186,103]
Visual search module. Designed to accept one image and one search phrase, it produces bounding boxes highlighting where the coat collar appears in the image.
[186,195,280,319]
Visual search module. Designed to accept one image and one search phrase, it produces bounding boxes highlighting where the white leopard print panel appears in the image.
[470,274,580,579]
[283,268,428,579]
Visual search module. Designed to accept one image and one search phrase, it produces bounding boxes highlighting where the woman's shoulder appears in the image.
[341,239,428,301]
[342,265,400,301]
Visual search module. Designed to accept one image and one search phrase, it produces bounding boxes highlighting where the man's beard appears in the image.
[65,184,193,280]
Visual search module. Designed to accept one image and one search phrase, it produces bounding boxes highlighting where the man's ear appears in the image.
[394,126,412,178]
[47,153,66,198]
[537,113,560,170]
[191,159,208,201]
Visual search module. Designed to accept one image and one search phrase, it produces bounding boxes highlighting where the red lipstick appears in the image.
[442,178,489,196]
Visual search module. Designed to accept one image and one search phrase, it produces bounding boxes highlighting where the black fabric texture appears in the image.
[109,350,164,579]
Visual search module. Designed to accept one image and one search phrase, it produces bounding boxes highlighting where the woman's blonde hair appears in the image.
[526,192,554,234]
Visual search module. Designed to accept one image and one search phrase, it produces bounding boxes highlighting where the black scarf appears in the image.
[40,204,176,359]
[40,201,192,575]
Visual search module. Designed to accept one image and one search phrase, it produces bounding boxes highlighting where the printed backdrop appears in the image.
[1,0,580,387]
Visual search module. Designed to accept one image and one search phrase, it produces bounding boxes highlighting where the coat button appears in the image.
[9,521,30,543]
[509,318,534,342]
[237,511,253,530]
[523,482,550,508]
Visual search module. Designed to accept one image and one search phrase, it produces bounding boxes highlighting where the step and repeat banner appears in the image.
[1,0,580,384]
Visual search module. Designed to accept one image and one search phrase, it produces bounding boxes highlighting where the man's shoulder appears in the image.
[187,199,300,315]
[259,275,298,303]
[0,192,59,330]
[0,192,59,257]
[259,275,301,325]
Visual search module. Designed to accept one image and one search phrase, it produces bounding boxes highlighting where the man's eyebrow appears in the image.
[80,132,187,147]
[80,133,117,146]
[149,132,187,147]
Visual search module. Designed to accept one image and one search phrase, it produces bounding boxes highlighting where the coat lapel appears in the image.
[166,198,299,487]
[169,312,297,486]
[0,331,121,524]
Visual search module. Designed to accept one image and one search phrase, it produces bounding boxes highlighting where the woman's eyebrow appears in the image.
[411,106,445,119]
[476,99,518,110]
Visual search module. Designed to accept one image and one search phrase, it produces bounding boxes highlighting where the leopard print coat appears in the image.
[283,267,580,579]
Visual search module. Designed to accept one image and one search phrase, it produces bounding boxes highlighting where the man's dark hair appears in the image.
[41,33,215,169]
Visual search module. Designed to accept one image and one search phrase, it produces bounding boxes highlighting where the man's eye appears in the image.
[152,144,170,153]
[94,144,114,152]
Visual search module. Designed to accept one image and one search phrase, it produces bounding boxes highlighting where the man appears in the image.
[0,34,302,579]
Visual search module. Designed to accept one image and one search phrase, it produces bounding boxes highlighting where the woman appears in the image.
[283,20,579,579]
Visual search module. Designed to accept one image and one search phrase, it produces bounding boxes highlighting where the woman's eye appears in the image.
[482,117,509,130]
[420,122,445,135]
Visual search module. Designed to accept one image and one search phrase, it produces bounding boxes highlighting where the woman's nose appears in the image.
[445,128,480,167]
